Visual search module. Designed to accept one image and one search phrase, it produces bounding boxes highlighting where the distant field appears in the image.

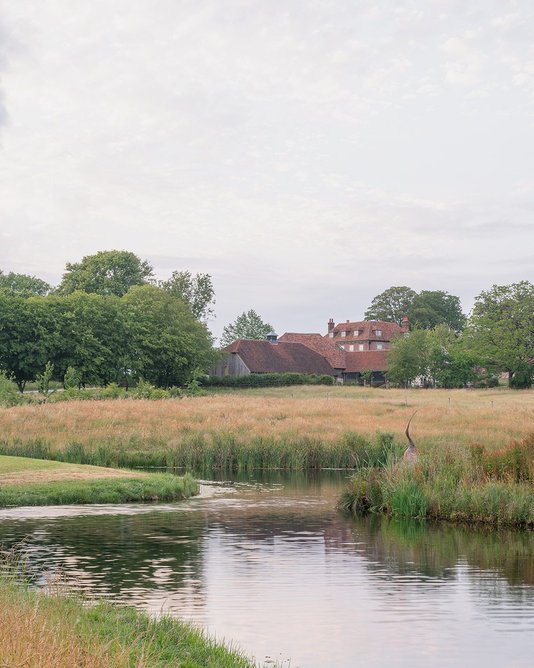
[0,386,532,452]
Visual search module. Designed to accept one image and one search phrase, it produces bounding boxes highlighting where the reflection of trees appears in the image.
[0,512,206,603]
[348,516,534,590]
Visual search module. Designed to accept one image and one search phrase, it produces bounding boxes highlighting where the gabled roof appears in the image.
[278,333,346,369]
[344,350,390,373]
[326,320,402,341]
[224,339,336,375]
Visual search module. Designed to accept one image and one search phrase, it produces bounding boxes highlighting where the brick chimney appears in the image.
[328,318,335,333]
[401,316,410,334]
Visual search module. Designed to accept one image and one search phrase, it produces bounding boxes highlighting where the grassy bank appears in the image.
[0,579,254,667]
[339,434,534,528]
[0,387,531,471]
[0,455,198,506]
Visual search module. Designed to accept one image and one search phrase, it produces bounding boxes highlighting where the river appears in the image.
[0,470,532,667]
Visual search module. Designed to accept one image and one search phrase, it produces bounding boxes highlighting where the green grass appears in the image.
[0,455,199,507]
[0,578,255,668]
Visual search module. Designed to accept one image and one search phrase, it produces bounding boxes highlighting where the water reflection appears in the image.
[0,471,532,668]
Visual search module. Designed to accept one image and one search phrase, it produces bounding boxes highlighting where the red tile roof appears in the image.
[224,339,336,375]
[344,350,390,373]
[278,333,346,369]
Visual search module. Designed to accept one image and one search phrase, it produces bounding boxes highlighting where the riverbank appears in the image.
[339,434,534,528]
[0,579,254,667]
[0,455,198,506]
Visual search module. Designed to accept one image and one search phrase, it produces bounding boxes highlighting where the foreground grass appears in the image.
[339,434,534,528]
[0,455,198,506]
[0,579,254,667]
[0,387,531,471]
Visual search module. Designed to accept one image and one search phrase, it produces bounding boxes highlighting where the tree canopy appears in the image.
[467,281,534,388]
[364,286,416,325]
[159,270,215,322]
[365,286,466,331]
[220,310,273,347]
[57,250,154,297]
[0,270,51,297]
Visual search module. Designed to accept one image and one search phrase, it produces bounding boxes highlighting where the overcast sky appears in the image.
[0,1,533,337]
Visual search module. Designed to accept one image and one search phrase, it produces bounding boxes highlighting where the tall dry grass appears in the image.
[0,585,125,668]
[0,387,531,452]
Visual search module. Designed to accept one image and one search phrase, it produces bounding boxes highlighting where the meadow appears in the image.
[0,386,531,469]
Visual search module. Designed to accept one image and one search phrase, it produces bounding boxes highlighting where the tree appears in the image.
[220,310,273,347]
[57,250,154,297]
[159,270,215,322]
[122,285,216,387]
[364,286,416,325]
[0,271,51,297]
[468,281,534,388]
[57,292,128,387]
[426,325,479,388]
[386,329,429,387]
[408,290,466,332]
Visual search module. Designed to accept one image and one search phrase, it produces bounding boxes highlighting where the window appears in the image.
[358,344,364,351]
[340,331,346,337]
[329,332,334,338]
[348,345,354,351]
[375,330,382,337]
[353,330,359,337]
[376,343,383,350]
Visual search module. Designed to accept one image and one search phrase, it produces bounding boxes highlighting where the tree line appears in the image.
[0,250,216,390]
[382,282,533,389]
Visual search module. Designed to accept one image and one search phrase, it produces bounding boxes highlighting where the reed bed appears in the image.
[339,434,534,528]
[0,387,531,472]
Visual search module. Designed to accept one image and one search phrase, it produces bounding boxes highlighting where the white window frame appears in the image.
[358,344,364,351]
[375,330,382,337]
[340,331,346,337]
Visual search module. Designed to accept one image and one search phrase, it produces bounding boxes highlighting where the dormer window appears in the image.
[329,332,334,338]
[353,330,360,337]
[375,330,382,337]
[340,331,346,337]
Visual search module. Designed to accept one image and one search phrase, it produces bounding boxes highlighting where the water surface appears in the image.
[0,470,532,667]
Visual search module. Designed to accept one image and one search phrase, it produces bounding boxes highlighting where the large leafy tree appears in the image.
[468,281,534,388]
[159,270,215,322]
[122,285,216,387]
[0,294,62,391]
[426,325,479,388]
[386,329,429,387]
[58,250,154,297]
[409,290,466,332]
[364,286,416,325]
[0,271,51,297]
[220,309,273,347]
[56,292,128,387]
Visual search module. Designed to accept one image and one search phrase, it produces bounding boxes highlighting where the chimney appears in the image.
[401,316,410,334]
[328,318,335,333]
[266,331,278,344]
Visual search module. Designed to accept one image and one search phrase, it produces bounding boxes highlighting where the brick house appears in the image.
[280,317,409,384]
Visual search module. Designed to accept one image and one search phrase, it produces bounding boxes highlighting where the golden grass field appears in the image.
[0,386,532,451]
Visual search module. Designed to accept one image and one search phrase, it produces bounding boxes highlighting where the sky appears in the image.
[0,0,533,338]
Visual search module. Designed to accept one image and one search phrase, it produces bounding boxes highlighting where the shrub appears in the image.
[202,373,334,388]
[0,372,22,407]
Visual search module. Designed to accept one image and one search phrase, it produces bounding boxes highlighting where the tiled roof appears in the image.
[278,333,346,369]
[327,320,402,342]
[224,339,336,375]
[344,350,390,372]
